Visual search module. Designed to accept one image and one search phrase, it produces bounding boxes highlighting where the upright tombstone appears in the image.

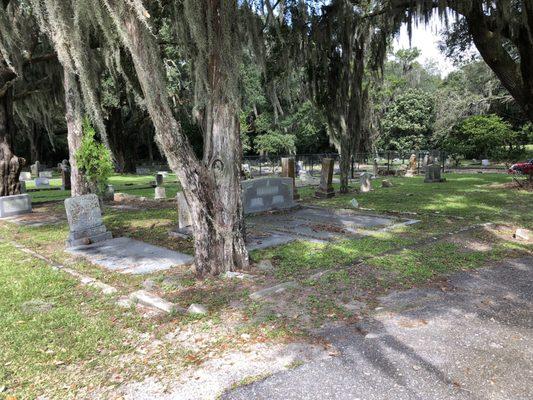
[405,153,417,177]
[0,194,32,218]
[360,172,372,193]
[64,194,112,247]
[104,184,115,201]
[19,172,32,181]
[30,161,40,178]
[242,177,297,214]
[39,170,53,179]
[59,160,71,191]
[424,161,445,183]
[372,159,379,178]
[154,173,166,200]
[136,166,150,175]
[315,158,335,198]
[281,157,300,200]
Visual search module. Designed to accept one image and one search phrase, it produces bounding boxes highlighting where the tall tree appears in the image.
[34,0,249,275]
[395,0,533,123]
[304,0,399,192]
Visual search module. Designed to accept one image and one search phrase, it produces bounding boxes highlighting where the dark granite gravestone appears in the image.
[242,177,297,214]
[155,173,166,199]
[281,157,300,200]
[315,158,335,198]
[60,160,71,191]
[64,194,112,247]
[424,164,446,183]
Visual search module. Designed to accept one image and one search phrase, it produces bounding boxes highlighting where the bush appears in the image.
[75,117,114,195]
[445,114,524,161]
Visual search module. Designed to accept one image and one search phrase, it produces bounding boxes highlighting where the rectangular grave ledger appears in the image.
[35,177,50,189]
[64,193,112,247]
[242,177,297,214]
[0,194,32,218]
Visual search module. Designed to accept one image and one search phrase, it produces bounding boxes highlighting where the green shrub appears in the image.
[75,117,113,195]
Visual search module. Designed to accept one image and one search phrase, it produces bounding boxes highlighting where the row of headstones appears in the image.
[19,160,72,190]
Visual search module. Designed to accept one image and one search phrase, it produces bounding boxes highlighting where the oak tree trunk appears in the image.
[104,0,249,276]
[0,87,24,197]
[64,71,89,196]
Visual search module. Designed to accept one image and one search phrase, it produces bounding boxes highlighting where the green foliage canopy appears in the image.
[75,118,114,194]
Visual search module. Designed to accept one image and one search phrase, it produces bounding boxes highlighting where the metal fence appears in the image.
[243,150,447,178]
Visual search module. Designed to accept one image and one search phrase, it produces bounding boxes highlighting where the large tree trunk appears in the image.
[28,123,42,163]
[104,0,249,276]
[107,107,126,173]
[0,86,24,197]
[63,71,89,196]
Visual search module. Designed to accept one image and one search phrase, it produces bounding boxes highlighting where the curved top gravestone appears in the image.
[242,177,296,215]
[64,194,112,247]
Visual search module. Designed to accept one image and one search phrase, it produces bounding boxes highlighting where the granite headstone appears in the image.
[281,157,300,200]
[64,193,112,247]
[242,177,296,214]
[315,158,335,198]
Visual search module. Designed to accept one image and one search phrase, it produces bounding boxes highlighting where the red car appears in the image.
[508,159,533,175]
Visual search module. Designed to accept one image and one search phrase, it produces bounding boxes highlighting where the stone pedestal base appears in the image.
[155,187,166,200]
[0,194,32,218]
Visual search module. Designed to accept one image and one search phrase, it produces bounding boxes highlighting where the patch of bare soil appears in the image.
[111,193,176,210]
[488,178,533,191]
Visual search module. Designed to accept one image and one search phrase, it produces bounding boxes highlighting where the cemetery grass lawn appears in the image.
[0,242,134,399]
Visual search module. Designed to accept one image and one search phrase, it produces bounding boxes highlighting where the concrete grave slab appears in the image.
[0,194,32,218]
[67,237,194,274]
[34,177,50,189]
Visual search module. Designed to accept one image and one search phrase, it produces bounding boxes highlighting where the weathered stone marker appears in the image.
[104,184,115,201]
[154,173,166,200]
[59,160,71,191]
[405,154,417,177]
[30,161,40,178]
[315,158,335,198]
[373,159,379,178]
[424,163,445,183]
[360,172,372,193]
[281,157,300,200]
[65,193,112,247]
[19,172,32,181]
[39,171,53,179]
[136,166,150,175]
[0,194,32,218]
[242,177,297,214]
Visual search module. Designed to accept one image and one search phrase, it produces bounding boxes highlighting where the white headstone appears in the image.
[39,171,53,178]
[19,172,32,181]
[360,172,372,193]
[0,194,32,218]
[35,177,50,189]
